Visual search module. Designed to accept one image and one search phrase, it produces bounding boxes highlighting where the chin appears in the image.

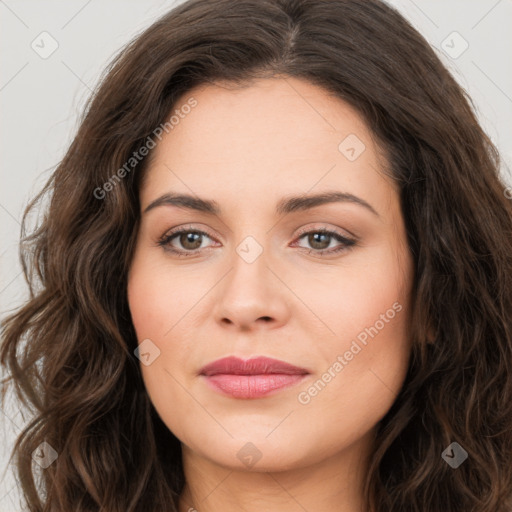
[182,430,326,472]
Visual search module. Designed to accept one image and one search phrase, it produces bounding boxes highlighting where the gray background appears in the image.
[1,0,511,510]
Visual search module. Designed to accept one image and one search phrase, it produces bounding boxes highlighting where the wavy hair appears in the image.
[2,0,512,510]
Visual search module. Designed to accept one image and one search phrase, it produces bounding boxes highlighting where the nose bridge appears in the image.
[226,232,273,302]
[212,229,289,328]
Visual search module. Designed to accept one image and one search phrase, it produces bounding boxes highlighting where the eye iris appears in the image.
[180,232,202,250]
[309,232,330,250]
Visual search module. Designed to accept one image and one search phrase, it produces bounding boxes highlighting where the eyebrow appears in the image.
[143,191,379,217]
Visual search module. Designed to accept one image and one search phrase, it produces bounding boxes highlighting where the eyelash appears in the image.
[157,225,357,258]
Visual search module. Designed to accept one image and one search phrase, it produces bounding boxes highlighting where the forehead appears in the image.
[162,77,372,160]
[141,77,395,214]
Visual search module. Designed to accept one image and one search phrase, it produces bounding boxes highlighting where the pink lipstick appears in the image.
[199,356,309,399]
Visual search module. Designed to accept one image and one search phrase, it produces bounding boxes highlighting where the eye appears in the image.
[157,226,217,257]
[292,227,357,256]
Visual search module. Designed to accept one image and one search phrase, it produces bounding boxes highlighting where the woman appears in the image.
[2,0,512,511]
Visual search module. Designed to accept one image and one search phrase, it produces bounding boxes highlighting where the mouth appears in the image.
[199,356,310,399]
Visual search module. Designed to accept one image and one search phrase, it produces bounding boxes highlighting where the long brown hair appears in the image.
[2,0,512,510]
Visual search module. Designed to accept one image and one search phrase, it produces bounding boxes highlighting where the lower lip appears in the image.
[202,374,308,399]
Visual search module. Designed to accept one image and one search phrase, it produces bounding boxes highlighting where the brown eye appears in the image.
[177,232,203,250]
[157,228,216,256]
[307,232,331,250]
[294,228,357,256]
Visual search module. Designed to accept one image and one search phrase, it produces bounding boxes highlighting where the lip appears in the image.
[199,356,310,399]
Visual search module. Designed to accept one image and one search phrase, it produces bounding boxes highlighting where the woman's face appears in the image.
[127,76,414,472]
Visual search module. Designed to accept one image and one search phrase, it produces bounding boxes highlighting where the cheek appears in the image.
[127,255,212,396]
[127,256,200,340]
[294,241,410,351]
[127,259,199,440]
[294,243,411,414]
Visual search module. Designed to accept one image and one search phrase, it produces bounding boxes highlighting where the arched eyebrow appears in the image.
[143,191,379,218]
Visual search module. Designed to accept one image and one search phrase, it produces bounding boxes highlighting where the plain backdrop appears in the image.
[1,0,511,510]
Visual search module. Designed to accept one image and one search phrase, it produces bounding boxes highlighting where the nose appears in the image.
[213,242,291,332]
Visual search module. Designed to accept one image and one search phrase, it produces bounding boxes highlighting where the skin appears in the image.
[127,76,415,512]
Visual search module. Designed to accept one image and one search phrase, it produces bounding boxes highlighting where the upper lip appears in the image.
[199,356,310,376]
